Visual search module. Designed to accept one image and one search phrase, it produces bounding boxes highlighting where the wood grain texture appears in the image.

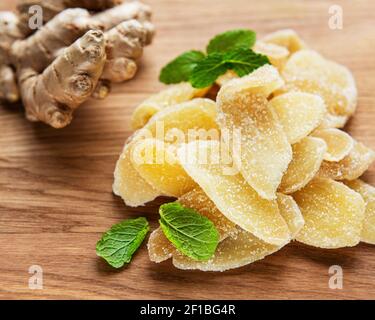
[0,0,374,300]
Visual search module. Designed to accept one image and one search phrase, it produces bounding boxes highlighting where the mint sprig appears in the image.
[96,217,149,268]
[190,47,270,88]
[159,29,269,88]
[159,202,219,261]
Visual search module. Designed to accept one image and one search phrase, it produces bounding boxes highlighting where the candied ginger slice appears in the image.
[114,99,218,206]
[294,178,365,248]
[277,193,304,238]
[218,64,284,100]
[148,187,308,271]
[148,227,283,272]
[131,82,210,129]
[131,139,196,197]
[262,29,307,53]
[253,41,289,70]
[281,50,357,117]
[269,92,326,144]
[280,137,327,194]
[217,65,292,200]
[113,135,160,207]
[318,113,349,129]
[312,128,354,162]
[172,228,280,272]
[178,187,237,241]
[345,179,375,245]
[148,228,175,263]
[318,141,375,181]
[142,98,218,137]
[178,140,291,246]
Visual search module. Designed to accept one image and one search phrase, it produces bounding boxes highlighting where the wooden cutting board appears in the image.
[1,0,374,300]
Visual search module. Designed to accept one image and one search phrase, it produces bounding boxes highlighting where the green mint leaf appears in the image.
[189,47,270,88]
[189,52,228,88]
[96,217,149,268]
[159,50,206,84]
[206,29,256,54]
[225,47,270,76]
[159,202,219,261]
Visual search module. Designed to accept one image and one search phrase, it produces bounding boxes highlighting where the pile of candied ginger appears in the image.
[113,29,375,271]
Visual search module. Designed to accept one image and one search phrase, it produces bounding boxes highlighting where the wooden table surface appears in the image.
[1,0,374,300]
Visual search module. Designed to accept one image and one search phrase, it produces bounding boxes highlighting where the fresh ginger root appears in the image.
[11,9,100,74]
[0,0,154,128]
[19,30,106,128]
[93,19,151,98]
[16,0,123,35]
[0,12,24,103]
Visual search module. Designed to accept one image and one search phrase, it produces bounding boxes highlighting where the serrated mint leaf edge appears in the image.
[96,217,150,268]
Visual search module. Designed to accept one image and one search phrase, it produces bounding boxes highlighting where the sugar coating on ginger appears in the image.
[279,137,327,194]
[117,29,375,271]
